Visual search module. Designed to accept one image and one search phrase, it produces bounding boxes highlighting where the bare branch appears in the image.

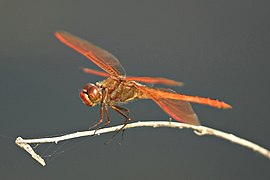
[15,121,270,166]
[16,137,46,166]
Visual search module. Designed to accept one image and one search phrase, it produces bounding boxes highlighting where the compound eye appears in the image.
[87,86,99,97]
[84,83,101,103]
[80,83,102,107]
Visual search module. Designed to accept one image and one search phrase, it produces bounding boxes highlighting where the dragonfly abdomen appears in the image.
[168,93,231,109]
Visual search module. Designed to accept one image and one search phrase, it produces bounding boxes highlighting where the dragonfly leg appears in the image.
[104,105,131,145]
[113,105,130,113]
[89,104,112,136]
[96,105,111,130]
[89,103,104,130]
[111,105,131,121]
[89,88,110,132]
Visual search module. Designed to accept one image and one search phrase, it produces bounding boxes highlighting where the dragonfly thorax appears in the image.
[79,83,102,107]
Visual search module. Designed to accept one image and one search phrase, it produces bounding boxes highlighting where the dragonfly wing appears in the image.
[135,84,231,109]
[55,31,126,76]
[81,67,110,78]
[126,76,183,86]
[135,84,200,125]
[81,67,183,86]
[153,98,200,125]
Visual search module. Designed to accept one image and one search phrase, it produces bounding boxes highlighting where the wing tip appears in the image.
[182,115,201,126]
[174,81,184,86]
[172,113,201,126]
[55,31,73,41]
[55,31,62,41]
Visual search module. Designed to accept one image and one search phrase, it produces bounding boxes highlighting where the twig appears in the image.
[15,121,270,166]
[16,137,46,166]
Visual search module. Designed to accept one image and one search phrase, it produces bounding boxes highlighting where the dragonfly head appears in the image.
[80,83,102,107]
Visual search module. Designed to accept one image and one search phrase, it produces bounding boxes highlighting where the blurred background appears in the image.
[0,0,269,179]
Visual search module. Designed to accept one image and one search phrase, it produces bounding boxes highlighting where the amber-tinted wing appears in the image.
[126,77,183,86]
[81,67,110,77]
[135,84,231,109]
[55,31,126,76]
[81,67,183,86]
[134,84,200,125]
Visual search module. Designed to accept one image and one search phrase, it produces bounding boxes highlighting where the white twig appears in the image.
[15,121,270,166]
[16,137,46,166]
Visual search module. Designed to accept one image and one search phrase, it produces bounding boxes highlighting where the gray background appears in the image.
[0,0,269,179]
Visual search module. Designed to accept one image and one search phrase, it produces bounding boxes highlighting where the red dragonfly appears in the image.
[55,31,231,127]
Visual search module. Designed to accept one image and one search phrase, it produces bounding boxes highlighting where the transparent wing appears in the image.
[135,84,231,109]
[134,84,200,125]
[152,98,200,125]
[81,67,110,77]
[55,31,126,76]
[125,76,183,86]
[81,67,183,86]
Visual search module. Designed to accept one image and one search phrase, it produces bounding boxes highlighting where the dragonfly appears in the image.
[55,31,231,128]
